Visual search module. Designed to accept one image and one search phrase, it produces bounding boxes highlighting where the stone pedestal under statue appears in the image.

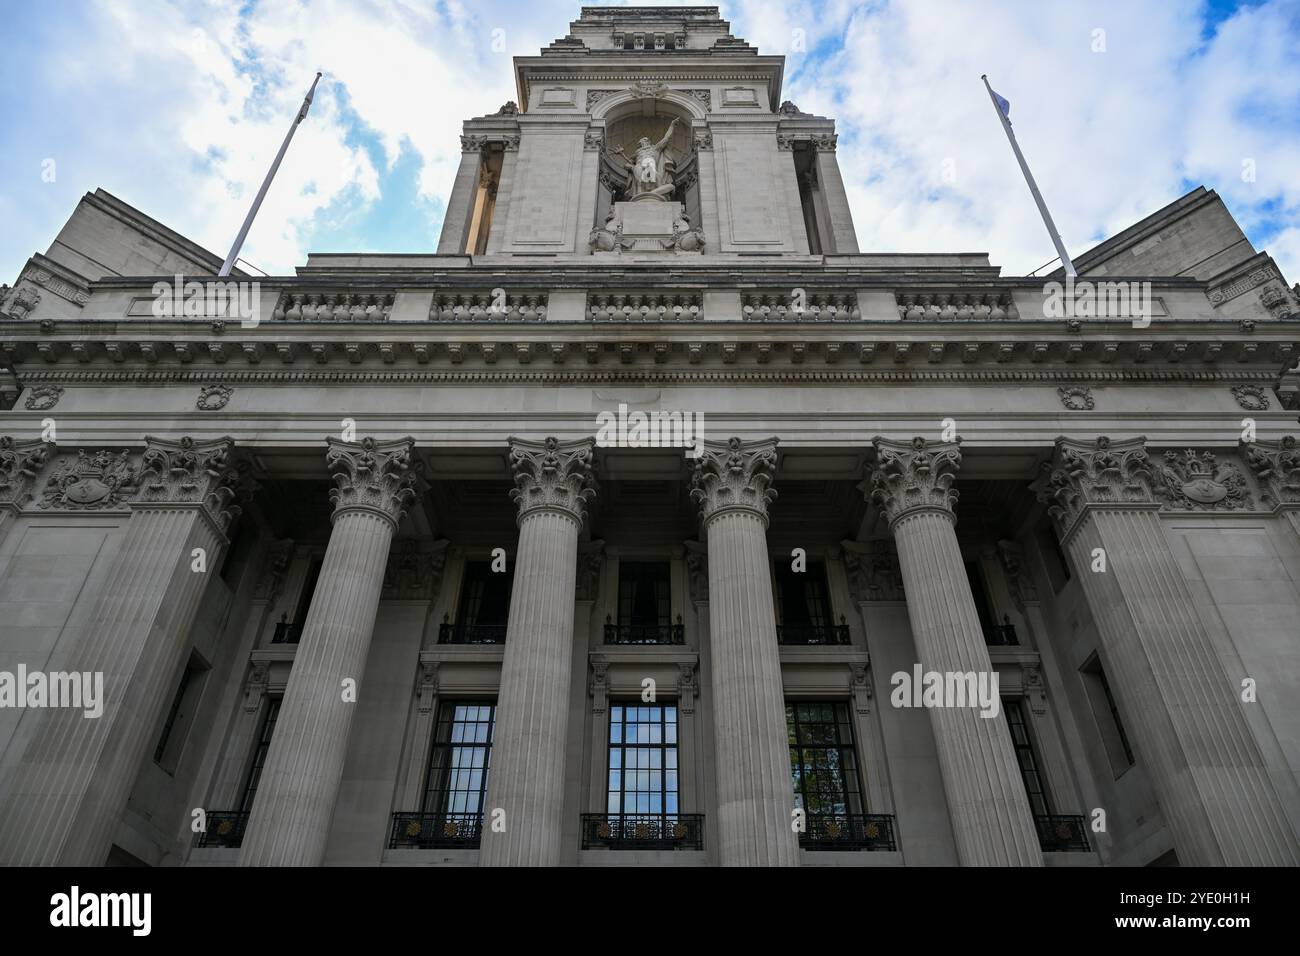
[590,201,704,255]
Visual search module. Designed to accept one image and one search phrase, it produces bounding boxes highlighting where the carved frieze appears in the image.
[383,539,450,601]
[1243,436,1300,506]
[689,436,778,525]
[0,437,53,506]
[1208,267,1273,305]
[840,538,904,602]
[326,436,418,526]
[1152,450,1251,511]
[867,437,961,525]
[39,448,138,511]
[24,385,62,411]
[508,436,597,524]
[1231,384,1270,411]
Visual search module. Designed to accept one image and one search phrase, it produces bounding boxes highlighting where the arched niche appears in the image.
[591,92,707,231]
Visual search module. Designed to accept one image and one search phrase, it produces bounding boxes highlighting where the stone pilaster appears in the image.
[1035,436,1300,865]
[0,436,53,543]
[239,437,416,866]
[0,436,253,865]
[690,436,798,866]
[869,436,1042,866]
[480,436,596,866]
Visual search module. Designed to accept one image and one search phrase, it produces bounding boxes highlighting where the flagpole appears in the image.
[981,74,1076,277]
[218,72,323,277]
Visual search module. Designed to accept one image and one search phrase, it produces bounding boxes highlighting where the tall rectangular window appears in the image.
[1080,653,1136,775]
[612,561,674,643]
[787,700,864,818]
[422,701,495,823]
[238,696,281,814]
[154,654,208,772]
[607,703,679,818]
[458,561,513,626]
[775,562,839,644]
[1004,698,1051,816]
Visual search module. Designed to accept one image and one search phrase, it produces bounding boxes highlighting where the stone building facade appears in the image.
[1,5,1300,867]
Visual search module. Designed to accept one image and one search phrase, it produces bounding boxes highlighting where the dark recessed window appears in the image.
[154,654,208,772]
[1080,653,1136,775]
[1004,698,1051,816]
[238,696,281,815]
[459,561,513,627]
[618,561,671,629]
[607,702,679,816]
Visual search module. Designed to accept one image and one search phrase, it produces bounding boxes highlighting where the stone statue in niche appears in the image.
[612,117,680,201]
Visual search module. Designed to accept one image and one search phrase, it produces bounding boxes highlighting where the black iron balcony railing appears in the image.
[438,616,508,645]
[1035,814,1091,852]
[272,620,303,644]
[193,810,249,849]
[983,616,1019,646]
[604,614,685,645]
[799,812,898,851]
[776,616,851,646]
[388,812,483,849]
[580,813,705,851]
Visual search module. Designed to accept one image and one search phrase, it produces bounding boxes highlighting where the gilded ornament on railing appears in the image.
[442,820,459,838]
[634,822,651,840]
[216,819,233,836]
[672,822,687,839]
[864,822,880,840]
[826,820,842,840]
[597,822,611,839]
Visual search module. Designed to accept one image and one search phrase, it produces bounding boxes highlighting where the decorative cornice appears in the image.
[867,436,961,525]
[0,436,54,506]
[326,436,418,527]
[1243,436,1300,506]
[840,538,904,602]
[1031,436,1155,536]
[137,435,257,534]
[689,436,778,525]
[507,435,597,525]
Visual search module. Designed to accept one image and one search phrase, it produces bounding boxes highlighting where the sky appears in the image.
[1,0,1297,282]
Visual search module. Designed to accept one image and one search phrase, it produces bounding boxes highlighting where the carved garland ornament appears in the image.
[1230,384,1270,411]
[507,436,597,524]
[689,436,779,525]
[1057,385,1094,411]
[326,436,418,526]
[25,385,63,411]
[197,384,233,410]
[868,436,961,525]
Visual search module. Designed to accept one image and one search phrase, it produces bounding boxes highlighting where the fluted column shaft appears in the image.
[1040,436,1300,865]
[479,509,581,865]
[240,437,415,866]
[0,437,247,865]
[870,437,1042,866]
[480,436,596,866]
[691,436,798,866]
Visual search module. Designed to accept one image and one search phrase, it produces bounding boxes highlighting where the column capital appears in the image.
[689,436,778,526]
[326,436,418,527]
[0,436,54,507]
[507,435,597,525]
[1031,435,1155,536]
[1242,435,1300,507]
[138,435,258,535]
[867,436,961,526]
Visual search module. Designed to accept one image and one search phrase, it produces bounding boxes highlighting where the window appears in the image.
[774,561,838,644]
[238,696,281,814]
[153,653,208,772]
[1080,653,1136,775]
[1004,698,1051,816]
[422,701,495,824]
[787,701,864,819]
[607,703,678,818]
[275,556,321,643]
[459,561,512,627]
[611,561,675,643]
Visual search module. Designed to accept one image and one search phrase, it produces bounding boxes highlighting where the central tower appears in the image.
[438,5,859,259]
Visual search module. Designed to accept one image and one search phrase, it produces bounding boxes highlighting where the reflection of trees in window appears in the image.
[786,701,864,816]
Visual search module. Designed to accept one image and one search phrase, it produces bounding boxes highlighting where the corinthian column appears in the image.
[0,437,254,865]
[1244,435,1300,550]
[869,437,1042,866]
[240,437,416,866]
[690,436,798,866]
[1035,436,1300,865]
[480,436,596,866]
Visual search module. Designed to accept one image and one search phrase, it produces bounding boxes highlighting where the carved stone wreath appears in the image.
[1057,385,1094,411]
[197,384,233,411]
[25,385,63,411]
[1230,385,1270,411]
